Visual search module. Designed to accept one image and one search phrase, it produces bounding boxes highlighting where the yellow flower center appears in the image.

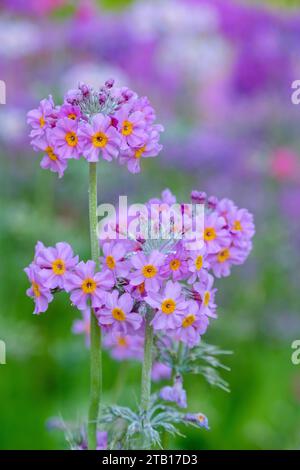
[161,298,176,314]
[182,314,196,328]
[117,336,128,347]
[112,307,126,322]
[45,146,57,161]
[92,131,108,148]
[203,291,210,306]
[198,414,206,423]
[106,255,116,270]
[68,113,77,120]
[233,220,242,231]
[217,248,230,263]
[195,255,203,271]
[122,120,133,136]
[32,281,40,298]
[52,258,66,275]
[204,227,216,241]
[81,278,97,294]
[135,145,146,159]
[142,264,157,278]
[170,258,181,271]
[39,116,45,128]
[65,131,78,147]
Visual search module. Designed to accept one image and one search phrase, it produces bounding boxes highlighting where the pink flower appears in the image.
[97,291,142,334]
[160,376,187,408]
[227,208,255,246]
[129,250,165,292]
[100,241,130,279]
[146,281,187,331]
[27,96,56,141]
[35,242,78,290]
[79,114,121,162]
[58,103,82,121]
[24,265,53,314]
[33,129,68,177]
[115,105,147,149]
[208,245,250,278]
[151,362,172,382]
[161,242,189,281]
[187,246,210,284]
[52,117,81,159]
[172,300,209,347]
[193,275,217,318]
[64,260,114,310]
[203,212,230,254]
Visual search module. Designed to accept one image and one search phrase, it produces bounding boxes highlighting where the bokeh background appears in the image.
[1,0,300,450]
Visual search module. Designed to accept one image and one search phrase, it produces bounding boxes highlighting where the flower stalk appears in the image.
[140,310,154,448]
[87,162,102,450]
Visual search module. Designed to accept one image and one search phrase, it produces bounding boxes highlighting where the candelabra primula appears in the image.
[25,81,254,450]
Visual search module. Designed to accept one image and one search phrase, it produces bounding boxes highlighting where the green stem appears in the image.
[87,163,102,450]
[140,312,154,448]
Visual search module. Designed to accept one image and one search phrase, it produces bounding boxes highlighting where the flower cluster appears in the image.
[27,80,163,177]
[25,189,254,349]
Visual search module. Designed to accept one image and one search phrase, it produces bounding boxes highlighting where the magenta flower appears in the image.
[35,241,78,290]
[115,105,147,149]
[24,265,53,314]
[103,331,144,361]
[187,246,210,284]
[52,117,81,159]
[119,125,163,174]
[161,242,189,281]
[129,250,165,293]
[193,274,217,319]
[79,114,121,162]
[97,291,142,334]
[216,198,237,220]
[27,96,56,141]
[100,241,129,279]
[185,413,209,430]
[160,376,187,408]
[146,281,187,330]
[33,130,68,178]
[172,300,209,347]
[203,212,230,254]
[64,260,114,310]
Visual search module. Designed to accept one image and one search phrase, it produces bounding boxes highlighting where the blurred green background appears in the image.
[1,0,300,450]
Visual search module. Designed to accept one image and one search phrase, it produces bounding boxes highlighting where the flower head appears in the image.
[79,114,121,162]
[98,291,142,334]
[24,264,53,314]
[129,249,165,293]
[146,281,187,330]
[160,375,187,408]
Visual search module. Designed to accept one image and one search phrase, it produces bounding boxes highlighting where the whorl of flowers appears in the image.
[27,80,163,177]
[25,188,254,347]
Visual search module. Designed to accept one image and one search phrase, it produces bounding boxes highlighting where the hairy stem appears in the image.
[87,162,102,450]
[140,312,154,448]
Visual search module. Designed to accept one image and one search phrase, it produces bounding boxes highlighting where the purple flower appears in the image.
[52,117,81,159]
[185,413,209,430]
[24,264,53,314]
[119,125,163,174]
[190,190,207,205]
[77,429,107,450]
[79,114,121,162]
[58,103,82,121]
[172,300,209,348]
[27,96,56,141]
[100,241,129,279]
[64,260,114,310]
[187,246,210,284]
[151,362,172,382]
[35,242,78,289]
[208,245,249,278]
[129,250,165,292]
[98,291,142,334]
[115,105,147,149]
[227,207,255,245]
[203,212,230,254]
[160,376,187,408]
[33,129,68,178]
[161,242,189,281]
[103,331,144,361]
[193,274,217,319]
[146,281,187,331]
